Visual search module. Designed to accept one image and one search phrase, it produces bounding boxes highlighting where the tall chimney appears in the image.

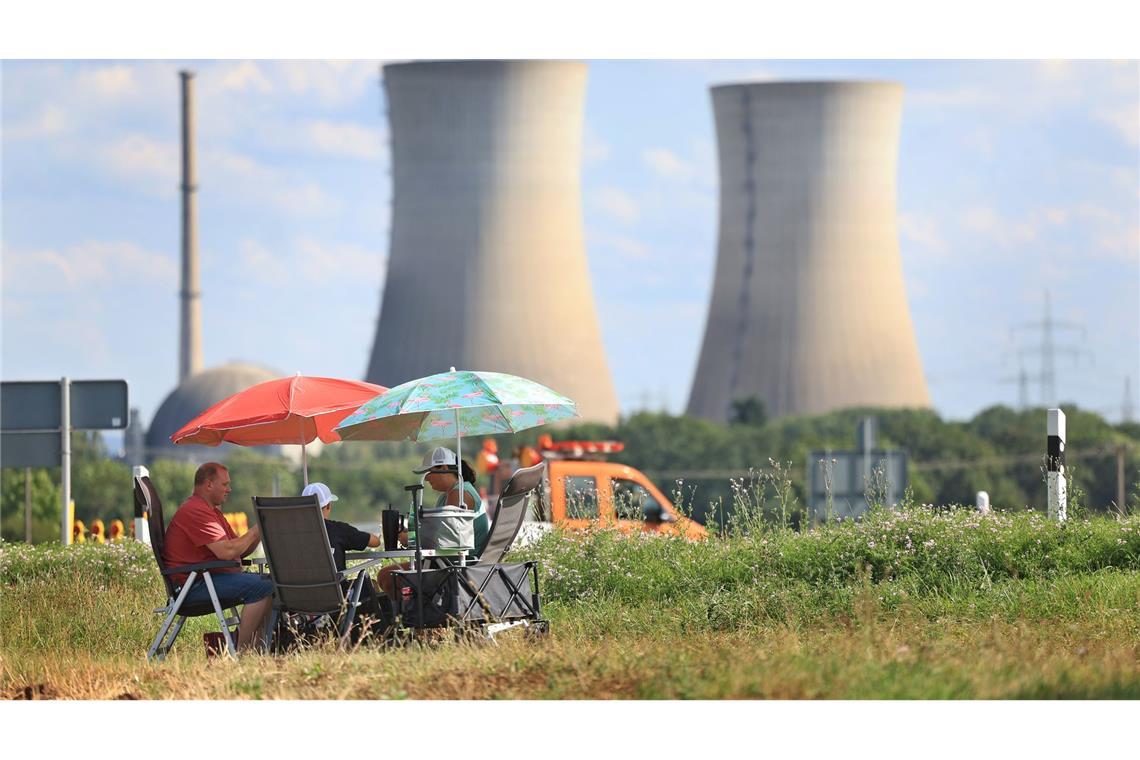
[179,70,203,382]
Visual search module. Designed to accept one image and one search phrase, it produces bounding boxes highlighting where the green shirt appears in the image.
[436,481,490,556]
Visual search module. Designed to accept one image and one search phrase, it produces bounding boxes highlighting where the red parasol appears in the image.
[171,374,387,484]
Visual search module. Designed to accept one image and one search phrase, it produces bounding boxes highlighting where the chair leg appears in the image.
[202,572,237,657]
[264,605,280,653]
[338,574,367,646]
[148,571,198,661]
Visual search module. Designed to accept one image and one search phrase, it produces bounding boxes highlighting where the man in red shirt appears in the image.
[163,462,273,652]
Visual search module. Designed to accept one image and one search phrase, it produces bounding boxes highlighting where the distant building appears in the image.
[144,361,282,464]
[688,81,930,421]
[366,60,619,424]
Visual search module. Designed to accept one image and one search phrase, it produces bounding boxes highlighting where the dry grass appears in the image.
[4,596,1138,700]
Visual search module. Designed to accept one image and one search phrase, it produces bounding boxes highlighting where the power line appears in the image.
[1007,290,1093,407]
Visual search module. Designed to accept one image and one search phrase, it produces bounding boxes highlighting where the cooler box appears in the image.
[417,506,475,551]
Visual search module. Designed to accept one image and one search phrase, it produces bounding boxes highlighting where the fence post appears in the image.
[132,464,151,544]
[1047,409,1067,522]
[976,491,990,514]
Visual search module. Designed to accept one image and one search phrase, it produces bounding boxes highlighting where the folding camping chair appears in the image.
[252,494,387,651]
[393,461,549,639]
[134,474,244,661]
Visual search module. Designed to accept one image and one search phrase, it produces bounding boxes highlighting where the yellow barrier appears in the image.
[70,513,247,543]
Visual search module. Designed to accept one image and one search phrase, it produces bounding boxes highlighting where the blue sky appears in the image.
[2,58,1137,436]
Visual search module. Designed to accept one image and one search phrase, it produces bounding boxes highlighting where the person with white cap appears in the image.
[377,447,491,599]
[301,482,381,572]
[300,482,388,640]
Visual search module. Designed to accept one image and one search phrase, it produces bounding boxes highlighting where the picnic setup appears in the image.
[134,368,575,660]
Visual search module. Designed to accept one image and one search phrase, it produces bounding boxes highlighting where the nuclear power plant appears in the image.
[687,81,930,422]
[365,60,619,424]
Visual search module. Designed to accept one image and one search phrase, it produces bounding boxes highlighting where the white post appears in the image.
[975,491,990,514]
[132,464,151,544]
[60,377,72,544]
[1046,408,1067,522]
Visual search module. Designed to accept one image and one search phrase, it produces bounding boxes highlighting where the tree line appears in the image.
[2,403,1137,542]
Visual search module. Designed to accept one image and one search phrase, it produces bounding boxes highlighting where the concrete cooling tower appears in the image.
[687,81,930,422]
[365,60,619,423]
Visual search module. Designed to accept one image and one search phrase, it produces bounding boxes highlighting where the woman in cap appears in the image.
[377,447,491,599]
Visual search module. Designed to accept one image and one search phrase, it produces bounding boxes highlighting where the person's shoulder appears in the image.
[174,494,211,518]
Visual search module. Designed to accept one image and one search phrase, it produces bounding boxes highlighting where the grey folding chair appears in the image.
[475,461,547,564]
[394,462,549,638]
[252,494,386,651]
[134,475,242,661]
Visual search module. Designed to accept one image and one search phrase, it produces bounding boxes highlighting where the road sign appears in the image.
[1,381,61,430]
[805,417,909,522]
[0,431,62,468]
[0,380,127,432]
[70,380,128,430]
[1,378,129,543]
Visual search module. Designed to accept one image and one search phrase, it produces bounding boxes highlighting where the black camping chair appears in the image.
[134,474,244,661]
[394,462,549,638]
[252,494,387,651]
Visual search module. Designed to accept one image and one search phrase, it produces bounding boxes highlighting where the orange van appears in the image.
[518,440,706,540]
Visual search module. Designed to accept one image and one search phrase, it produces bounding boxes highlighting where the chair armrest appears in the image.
[342,556,387,577]
[161,559,242,576]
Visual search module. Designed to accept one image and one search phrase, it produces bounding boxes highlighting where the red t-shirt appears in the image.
[162,494,239,585]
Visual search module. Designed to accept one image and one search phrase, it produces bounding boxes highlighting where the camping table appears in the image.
[346,548,469,630]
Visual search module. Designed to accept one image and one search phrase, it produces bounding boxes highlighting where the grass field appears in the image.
[2,506,1138,700]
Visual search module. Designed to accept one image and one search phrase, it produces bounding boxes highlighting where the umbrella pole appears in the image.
[455,408,461,493]
[301,442,309,486]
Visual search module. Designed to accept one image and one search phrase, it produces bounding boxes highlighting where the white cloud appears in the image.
[96,133,180,197]
[592,186,640,224]
[583,124,610,163]
[216,61,274,94]
[961,206,1039,246]
[1094,103,1140,146]
[909,87,998,108]
[0,241,176,292]
[273,61,380,106]
[642,148,692,181]
[898,213,947,255]
[3,105,68,140]
[78,64,138,97]
[295,238,384,284]
[237,237,383,286]
[206,148,341,216]
[603,235,651,261]
[304,120,385,160]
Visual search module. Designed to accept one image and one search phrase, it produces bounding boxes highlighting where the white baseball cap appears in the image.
[414,446,458,473]
[301,482,338,508]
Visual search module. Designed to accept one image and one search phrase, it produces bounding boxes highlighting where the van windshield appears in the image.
[612,478,662,521]
[563,475,599,519]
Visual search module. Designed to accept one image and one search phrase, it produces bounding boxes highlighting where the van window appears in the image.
[563,476,599,519]
[612,478,663,521]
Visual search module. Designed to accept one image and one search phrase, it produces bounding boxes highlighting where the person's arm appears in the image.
[368,533,381,548]
[206,523,262,561]
[445,483,478,510]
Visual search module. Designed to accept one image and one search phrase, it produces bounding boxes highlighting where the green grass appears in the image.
[2,508,1138,699]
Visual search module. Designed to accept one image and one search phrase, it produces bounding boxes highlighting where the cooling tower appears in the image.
[366,60,619,423]
[687,81,930,422]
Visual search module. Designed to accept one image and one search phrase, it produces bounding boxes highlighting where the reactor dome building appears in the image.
[365,60,619,424]
[687,81,931,422]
